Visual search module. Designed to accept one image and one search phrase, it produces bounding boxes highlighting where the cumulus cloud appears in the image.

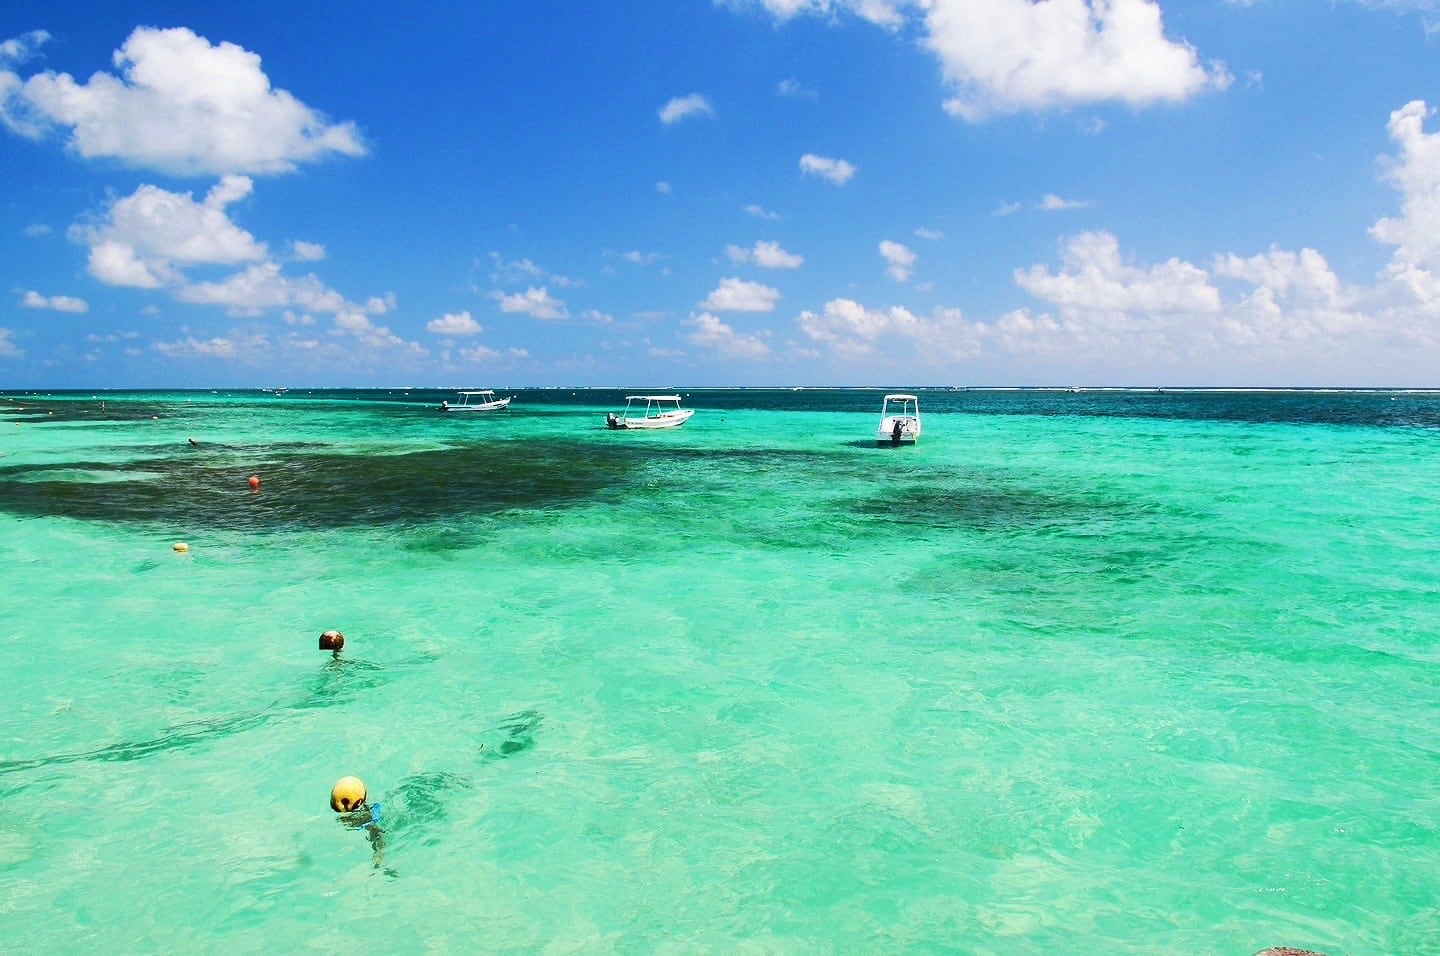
[73,177,267,288]
[0,327,19,357]
[699,277,782,312]
[720,0,906,29]
[799,153,857,185]
[1371,100,1440,299]
[726,240,805,268]
[687,312,772,359]
[330,310,427,354]
[880,240,917,282]
[659,93,715,124]
[459,344,502,362]
[490,286,568,320]
[623,250,664,266]
[21,290,89,313]
[1039,193,1092,211]
[0,30,49,67]
[744,203,780,220]
[797,298,982,361]
[915,227,945,240]
[291,240,325,261]
[0,26,365,175]
[174,261,349,316]
[427,310,483,336]
[724,1,1229,121]
[923,0,1230,120]
[1017,231,1220,314]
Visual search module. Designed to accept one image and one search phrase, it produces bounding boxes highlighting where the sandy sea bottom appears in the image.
[0,389,1437,953]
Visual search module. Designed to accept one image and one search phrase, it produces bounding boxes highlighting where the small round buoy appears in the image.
[172,542,189,553]
[152,416,158,420]
[330,776,367,812]
[248,475,261,490]
[319,629,345,651]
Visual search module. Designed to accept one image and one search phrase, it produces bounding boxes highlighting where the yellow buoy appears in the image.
[172,542,189,553]
[330,776,367,812]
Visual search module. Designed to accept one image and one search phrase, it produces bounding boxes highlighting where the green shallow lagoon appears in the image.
[1,388,1438,953]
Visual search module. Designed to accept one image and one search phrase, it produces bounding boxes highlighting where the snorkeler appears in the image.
[319,629,345,656]
[331,776,386,865]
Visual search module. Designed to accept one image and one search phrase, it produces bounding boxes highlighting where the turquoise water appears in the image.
[1,388,1437,953]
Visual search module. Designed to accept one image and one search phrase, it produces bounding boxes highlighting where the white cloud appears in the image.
[487,252,545,283]
[459,344,502,362]
[579,309,614,324]
[329,310,427,355]
[1372,101,1440,297]
[799,153,857,185]
[726,240,805,268]
[1213,247,1341,306]
[725,1,1229,121]
[994,201,1022,217]
[777,78,817,98]
[1016,231,1221,314]
[659,93,715,124]
[880,240,917,282]
[291,240,325,261]
[153,331,271,359]
[490,286,568,320]
[700,277,782,312]
[656,181,672,194]
[73,177,267,288]
[687,312,772,359]
[0,30,49,67]
[797,297,982,361]
[744,203,781,220]
[721,0,906,29]
[915,227,945,240]
[623,250,664,266]
[427,310,483,336]
[1039,193,1092,211]
[23,223,51,237]
[174,261,348,315]
[925,0,1232,120]
[0,26,365,175]
[21,290,89,313]
[0,327,20,357]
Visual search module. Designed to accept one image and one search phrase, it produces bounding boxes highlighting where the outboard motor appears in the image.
[891,419,903,443]
[606,412,619,429]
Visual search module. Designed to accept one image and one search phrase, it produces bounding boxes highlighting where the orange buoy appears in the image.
[248,475,261,491]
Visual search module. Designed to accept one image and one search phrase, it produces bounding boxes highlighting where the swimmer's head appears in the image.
[319,630,345,652]
[330,776,367,812]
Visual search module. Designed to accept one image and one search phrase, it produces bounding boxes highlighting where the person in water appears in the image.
[330,776,386,865]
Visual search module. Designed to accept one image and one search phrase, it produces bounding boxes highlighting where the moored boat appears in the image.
[440,389,512,412]
[877,393,920,445]
[606,394,694,430]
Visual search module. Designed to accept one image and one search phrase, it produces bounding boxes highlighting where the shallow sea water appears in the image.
[1,388,1438,953]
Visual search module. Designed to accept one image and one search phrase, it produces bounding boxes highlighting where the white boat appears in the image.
[606,394,694,430]
[877,393,921,445]
[440,390,512,412]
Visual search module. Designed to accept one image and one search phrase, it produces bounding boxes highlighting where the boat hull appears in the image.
[877,416,920,445]
[441,397,511,412]
[615,409,694,429]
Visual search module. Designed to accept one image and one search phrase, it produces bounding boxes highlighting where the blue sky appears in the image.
[3,0,1440,388]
